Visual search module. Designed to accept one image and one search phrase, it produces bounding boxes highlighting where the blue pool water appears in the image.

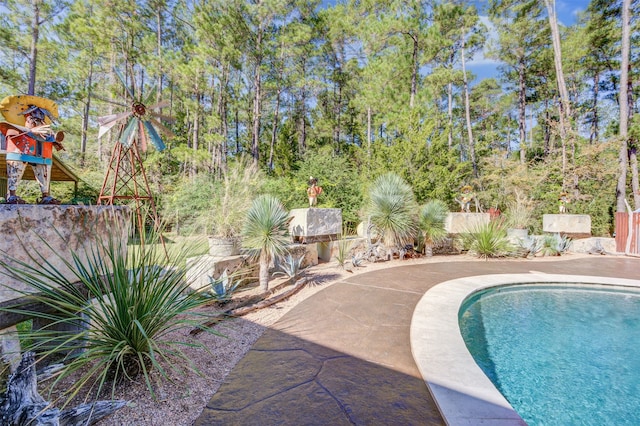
[459,284,640,425]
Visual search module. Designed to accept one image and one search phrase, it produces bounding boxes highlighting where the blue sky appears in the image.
[467,0,590,82]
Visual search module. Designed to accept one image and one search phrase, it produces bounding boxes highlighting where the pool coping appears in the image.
[410,273,640,426]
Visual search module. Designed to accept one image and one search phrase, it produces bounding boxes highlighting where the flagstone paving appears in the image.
[195,256,640,425]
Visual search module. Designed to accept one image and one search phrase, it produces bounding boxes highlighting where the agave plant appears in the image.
[541,233,572,256]
[274,254,305,278]
[208,269,242,303]
[0,225,215,405]
[418,200,449,257]
[241,195,291,291]
[367,173,418,251]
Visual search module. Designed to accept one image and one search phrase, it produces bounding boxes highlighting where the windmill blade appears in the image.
[114,68,136,99]
[138,120,148,152]
[120,117,138,147]
[142,83,157,106]
[143,120,166,151]
[93,94,129,109]
[148,111,176,123]
[148,100,170,110]
[148,116,175,139]
[98,119,122,139]
[97,110,132,126]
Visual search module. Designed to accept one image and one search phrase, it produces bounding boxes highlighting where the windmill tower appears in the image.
[96,69,173,242]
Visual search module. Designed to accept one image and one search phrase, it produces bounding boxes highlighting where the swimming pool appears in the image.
[410,273,640,425]
[459,284,640,425]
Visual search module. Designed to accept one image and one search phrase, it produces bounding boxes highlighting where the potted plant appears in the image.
[504,190,534,243]
[203,158,262,257]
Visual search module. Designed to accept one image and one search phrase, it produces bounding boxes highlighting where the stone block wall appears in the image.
[289,208,342,243]
[0,205,130,303]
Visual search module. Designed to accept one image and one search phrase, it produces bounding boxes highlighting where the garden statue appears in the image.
[306,176,323,207]
[0,95,65,205]
[455,185,479,213]
[559,192,570,213]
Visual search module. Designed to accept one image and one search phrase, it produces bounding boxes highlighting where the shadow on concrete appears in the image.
[194,256,640,425]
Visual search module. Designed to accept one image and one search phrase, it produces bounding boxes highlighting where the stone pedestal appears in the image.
[0,205,130,364]
[445,213,490,234]
[0,205,130,303]
[289,208,342,243]
[186,254,256,293]
[543,214,591,238]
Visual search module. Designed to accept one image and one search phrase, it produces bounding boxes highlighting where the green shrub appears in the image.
[418,200,449,257]
[367,173,418,250]
[0,226,215,404]
[540,233,572,256]
[462,221,513,259]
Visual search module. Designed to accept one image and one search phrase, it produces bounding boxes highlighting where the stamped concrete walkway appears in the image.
[194,256,640,425]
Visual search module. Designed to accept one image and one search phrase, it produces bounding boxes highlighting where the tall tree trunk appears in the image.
[461,34,477,178]
[518,58,526,163]
[28,0,41,95]
[80,61,94,167]
[617,0,631,212]
[447,82,453,150]
[545,0,572,190]
[298,58,307,155]
[410,33,418,109]
[156,5,163,107]
[367,106,372,161]
[269,87,281,172]
[252,27,263,168]
[590,71,599,144]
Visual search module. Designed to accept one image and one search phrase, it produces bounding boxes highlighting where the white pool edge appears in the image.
[410,273,640,426]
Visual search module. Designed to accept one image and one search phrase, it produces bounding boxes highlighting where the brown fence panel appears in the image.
[615,212,640,254]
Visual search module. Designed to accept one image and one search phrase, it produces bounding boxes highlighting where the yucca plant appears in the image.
[462,221,513,259]
[418,200,449,257]
[0,225,215,407]
[241,195,291,291]
[367,173,418,251]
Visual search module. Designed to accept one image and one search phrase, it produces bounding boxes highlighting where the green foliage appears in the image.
[418,200,449,256]
[504,190,534,230]
[367,173,418,249]
[241,195,291,291]
[0,225,215,404]
[162,157,263,237]
[540,233,572,256]
[334,229,354,269]
[461,221,513,259]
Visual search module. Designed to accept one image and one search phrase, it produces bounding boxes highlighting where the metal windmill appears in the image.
[96,68,173,242]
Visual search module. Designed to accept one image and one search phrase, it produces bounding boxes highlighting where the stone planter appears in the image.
[208,237,241,257]
[507,228,529,245]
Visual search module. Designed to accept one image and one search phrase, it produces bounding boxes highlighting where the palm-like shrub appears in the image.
[418,200,449,257]
[241,195,291,291]
[462,221,513,259]
[0,227,214,405]
[367,173,418,250]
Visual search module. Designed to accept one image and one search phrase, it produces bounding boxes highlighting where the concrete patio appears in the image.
[194,255,640,425]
